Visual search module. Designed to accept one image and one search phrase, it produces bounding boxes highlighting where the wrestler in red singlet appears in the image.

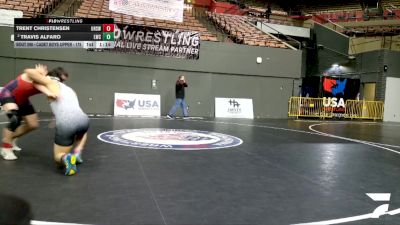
[1,65,67,161]
[2,75,40,106]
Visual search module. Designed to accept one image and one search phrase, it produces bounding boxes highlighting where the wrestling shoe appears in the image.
[75,153,83,164]
[63,153,77,176]
[1,148,17,160]
[12,139,22,151]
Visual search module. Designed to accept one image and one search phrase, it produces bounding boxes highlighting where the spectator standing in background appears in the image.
[166,75,189,119]
[265,4,272,21]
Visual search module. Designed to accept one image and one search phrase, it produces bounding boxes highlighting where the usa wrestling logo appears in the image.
[97,128,243,150]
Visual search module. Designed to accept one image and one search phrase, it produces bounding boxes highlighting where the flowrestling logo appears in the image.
[97,128,243,150]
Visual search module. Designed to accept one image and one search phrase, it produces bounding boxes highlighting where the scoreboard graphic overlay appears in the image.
[14,18,115,49]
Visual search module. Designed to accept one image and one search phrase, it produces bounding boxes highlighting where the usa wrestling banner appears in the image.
[109,0,184,23]
[322,77,360,114]
[114,93,161,117]
[111,24,200,60]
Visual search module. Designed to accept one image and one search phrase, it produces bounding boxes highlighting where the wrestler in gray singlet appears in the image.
[50,80,89,146]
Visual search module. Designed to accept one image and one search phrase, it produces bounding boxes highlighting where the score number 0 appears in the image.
[102,24,115,41]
